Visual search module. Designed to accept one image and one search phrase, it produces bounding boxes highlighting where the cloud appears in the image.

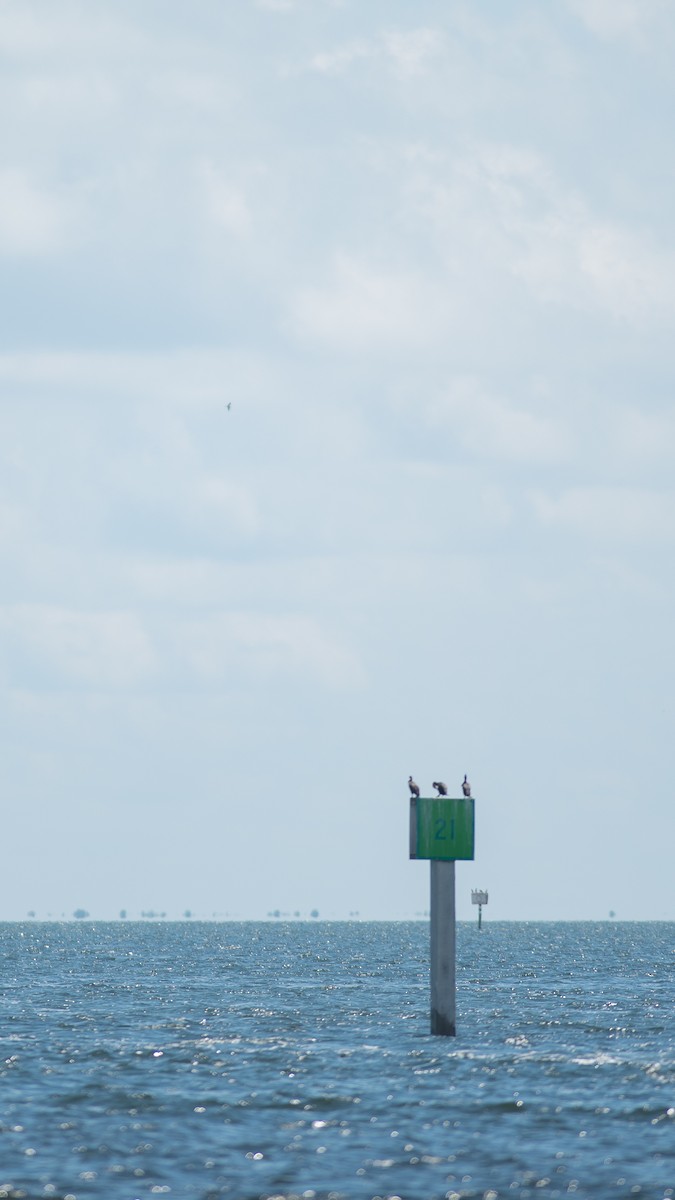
[530,487,675,542]
[255,0,297,10]
[288,252,450,350]
[566,0,670,41]
[608,406,675,468]
[0,169,68,255]
[0,348,259,408]
[283,135,675,365]
[1,605,156,688]
[412,142,675,325]
[381,28,445,78]
[198,162,253,237]
[0,602,365,693]
[309,26,444,78]
[427,377,568,464]
[191,476,260,538]
[309,40,372,75]
[174,612,366,689]
[0,6,131,58]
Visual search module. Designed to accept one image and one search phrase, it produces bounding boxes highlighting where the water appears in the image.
[0,921,673,1200]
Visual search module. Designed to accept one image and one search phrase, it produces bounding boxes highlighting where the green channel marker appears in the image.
[410,796,475,861]
[409,790,477,1035]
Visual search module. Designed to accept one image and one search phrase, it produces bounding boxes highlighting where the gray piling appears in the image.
[430,858,456,1036]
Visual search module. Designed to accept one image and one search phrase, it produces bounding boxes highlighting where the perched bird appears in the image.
[432,781,448,796]
[462,774,471,797]
[408,776,420,798]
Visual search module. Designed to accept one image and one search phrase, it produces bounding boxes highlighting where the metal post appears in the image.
[430,859,456,1036]
[471,889,488,930]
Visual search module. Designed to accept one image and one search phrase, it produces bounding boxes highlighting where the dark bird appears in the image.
[227,402,232,411]
[462,774,471,797]
[432,781,447,796]
[408,776,420,798]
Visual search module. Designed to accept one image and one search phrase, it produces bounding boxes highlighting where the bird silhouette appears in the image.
[226,402,231,411]
[432,781,447,796]
[408,776,420,798]
[462,774,471,797]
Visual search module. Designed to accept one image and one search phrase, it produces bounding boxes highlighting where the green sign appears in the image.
[410,797,475,861]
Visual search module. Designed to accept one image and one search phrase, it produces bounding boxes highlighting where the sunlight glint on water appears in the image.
[0,921,673,1199]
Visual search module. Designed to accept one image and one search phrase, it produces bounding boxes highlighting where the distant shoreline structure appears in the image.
[5,915,671,924]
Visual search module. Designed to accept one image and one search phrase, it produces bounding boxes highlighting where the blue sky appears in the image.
[1,0,674,920]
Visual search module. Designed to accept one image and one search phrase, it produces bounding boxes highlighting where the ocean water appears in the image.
[0,921,673,1200]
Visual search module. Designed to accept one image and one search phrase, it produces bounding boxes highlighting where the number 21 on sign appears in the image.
[434,817,455,841]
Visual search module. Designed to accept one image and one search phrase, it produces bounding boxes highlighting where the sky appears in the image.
[1,0,674,921]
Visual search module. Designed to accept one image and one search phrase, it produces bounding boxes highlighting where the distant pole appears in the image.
[471,889,488,931]
[430,860,456,1035]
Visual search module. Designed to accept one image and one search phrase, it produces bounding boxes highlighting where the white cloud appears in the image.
[413,142,675,325]
[427,377,568,464]
[0,601,364,692]
[147,71,232,114]
[2,606,156,688]
[566,0,670,40]
[0,7,128,57]
[309,40,372,74]
[0,169,67,254]
[309,26,443,78]
[530,487,675,542]
[14,73,117,119]
[0,500,31,549]
[610,406,675,465]
[0,349,259,408]
[199,162,253,237]
[192,476,260,538]
[289,252,450,350]
[382,27,444,78]
[255,0,297,10]
[517,209,672,321]
[171,612,366,690]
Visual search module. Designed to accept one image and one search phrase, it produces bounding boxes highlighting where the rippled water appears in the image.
[0,921,673,1199]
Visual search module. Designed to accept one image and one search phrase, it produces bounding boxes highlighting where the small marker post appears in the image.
[471,888,488,930]
[410,793,475,1036]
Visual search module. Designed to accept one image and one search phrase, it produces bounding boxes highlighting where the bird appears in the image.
[408,776,420,798]
[226,402,231,411]
[462,774,471,797]
[432,781,447,796]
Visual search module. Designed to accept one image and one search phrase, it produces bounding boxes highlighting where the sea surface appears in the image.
[0,921,673,1200]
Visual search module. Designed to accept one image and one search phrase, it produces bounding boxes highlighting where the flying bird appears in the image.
[408,776,420,798]
[432,781,447,796]
[462,774,471,797]
[227,402,232,411]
